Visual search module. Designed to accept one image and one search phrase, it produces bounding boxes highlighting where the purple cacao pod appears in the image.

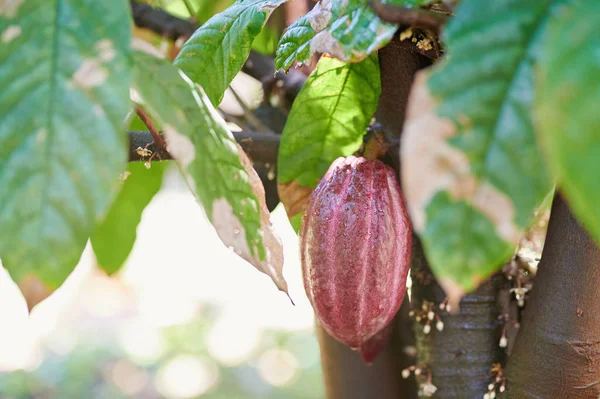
[359,320,394,365]
[300,156,412,352]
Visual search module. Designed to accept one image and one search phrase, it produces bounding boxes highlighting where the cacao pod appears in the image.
[358,320,394,365]
[300,156,412,354]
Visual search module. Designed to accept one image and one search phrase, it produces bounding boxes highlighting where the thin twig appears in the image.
[135,105,166,149]
[181,0,196,22]
[368,0,449,33]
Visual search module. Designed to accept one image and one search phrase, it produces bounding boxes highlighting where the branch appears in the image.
[505,194,600,397]
[128,130,280,164]
[130,0,196,40]
[242,51,307,109]
[135,106,166,149]
[368,0,449,33]
[129,130,171,162]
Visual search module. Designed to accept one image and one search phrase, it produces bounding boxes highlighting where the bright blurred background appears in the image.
[0,1,325,397]
[0,164,324,398]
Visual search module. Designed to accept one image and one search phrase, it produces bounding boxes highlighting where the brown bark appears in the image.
[375,37,431,177]
[127,130,281,164]
[505,194,600,398]
[410,238,508,398]
[317,299,417,399]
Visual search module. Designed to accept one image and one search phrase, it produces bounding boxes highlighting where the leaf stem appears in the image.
[181,0,197,22]
[363,132,390,161]
[135,105,166,150]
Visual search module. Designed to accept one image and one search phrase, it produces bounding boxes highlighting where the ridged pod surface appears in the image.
[300,156,412,352]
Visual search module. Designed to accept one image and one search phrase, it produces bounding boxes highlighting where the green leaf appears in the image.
[289,212,303,234]
[401,0,562,293]
[537,1,600,243]
[0,0,131,286]
[174,0,289,107]
[275,0,397,71]
[422,192,514,289]
[91,162,168,275]
[278,55,380,187]
[277,55,380,218]
[274,10,317,71]
[131,47,289,295]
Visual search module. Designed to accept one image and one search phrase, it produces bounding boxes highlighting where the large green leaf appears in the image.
[275,0,397,71]
[277,55,380,218]
[537,0,600,243]
[131,46,289,295]
[91,161,168,275]
[0,0,131,286]
[401,0,561,295]
[174,0,289,107]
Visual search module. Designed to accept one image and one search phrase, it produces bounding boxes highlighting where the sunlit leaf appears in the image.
[174,0,289,106]
[275,0,397,71]
[277,55,380,219]
[275,9,317,71]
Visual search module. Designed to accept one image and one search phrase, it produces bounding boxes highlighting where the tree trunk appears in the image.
[410,237,508,398]
[505,194,600,398]
[317,299,417,399]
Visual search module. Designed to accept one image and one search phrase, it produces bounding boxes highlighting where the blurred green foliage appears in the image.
[0,304,324,398]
